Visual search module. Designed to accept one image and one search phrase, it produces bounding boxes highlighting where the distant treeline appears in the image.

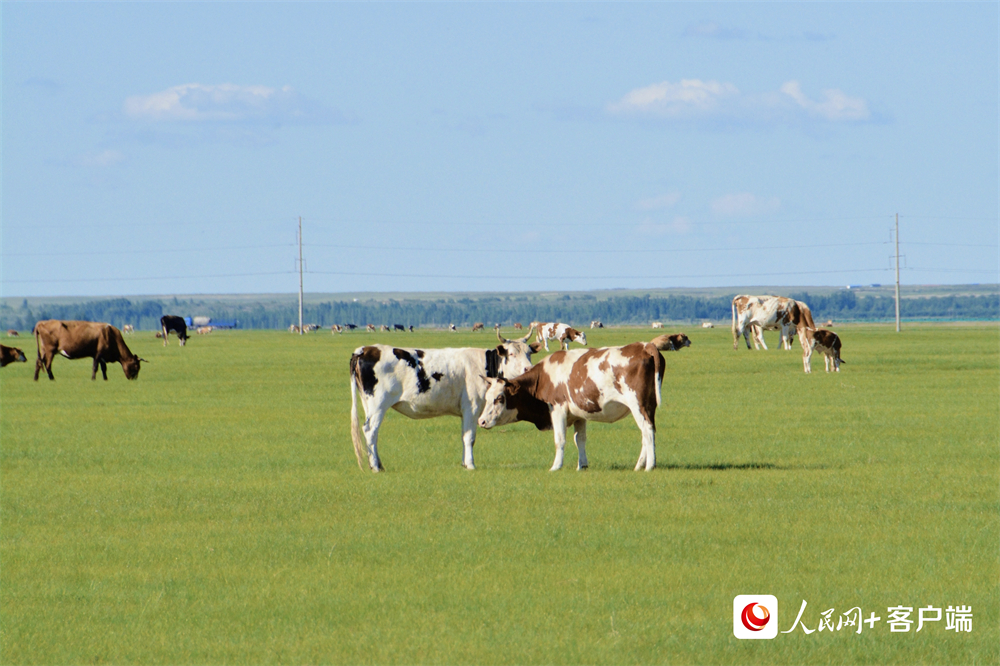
[1,291,997,332]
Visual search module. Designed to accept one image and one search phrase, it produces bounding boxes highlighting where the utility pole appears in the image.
[298,216,304,336]
[894,213,901,332]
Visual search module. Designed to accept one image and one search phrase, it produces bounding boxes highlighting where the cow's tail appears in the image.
[731,298,740,347]
[644,341,666,408]
[801,304,817,331]
[349,356,367,471]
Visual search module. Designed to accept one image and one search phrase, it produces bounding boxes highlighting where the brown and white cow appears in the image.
[802,328,845,373]
[6,329,19,337]
[513,322,524,331]
[123,324,135,335]
[478,334,683,471]
[367,324,377,333]
[590,320,604,329]
[657,333,691,351]
[197,326,213,334]
[33,320,143,381]
[331,324,344,334]
[472,323,485,332]
[732,295,815,351]
[532,322,587,351]
[349,326,540,471]
[1,344,27,367]
[651,322,664,329]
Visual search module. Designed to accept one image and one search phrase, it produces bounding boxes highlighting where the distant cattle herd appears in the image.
[5,293,844,472]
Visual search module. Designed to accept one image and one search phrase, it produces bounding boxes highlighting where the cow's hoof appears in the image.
[577,464,588,471]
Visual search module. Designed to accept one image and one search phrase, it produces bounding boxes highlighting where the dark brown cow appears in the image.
[472,323,485,332]
[1,344,27,367]
[658,333,691,351]
[33,320,142,381]
[478,334,683,471]
[803,328,845,373]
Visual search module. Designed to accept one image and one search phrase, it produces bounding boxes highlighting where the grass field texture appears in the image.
[2,324,997,665]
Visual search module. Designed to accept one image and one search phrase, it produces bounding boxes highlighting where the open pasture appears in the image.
[2,324,997,664]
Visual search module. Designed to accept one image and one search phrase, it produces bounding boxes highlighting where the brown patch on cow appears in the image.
[547,350,570,364]
[565,348,605,413]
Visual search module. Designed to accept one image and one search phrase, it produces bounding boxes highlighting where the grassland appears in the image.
[1,324,997,665]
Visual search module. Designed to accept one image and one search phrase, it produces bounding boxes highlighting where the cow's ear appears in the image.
[529,342,542,353]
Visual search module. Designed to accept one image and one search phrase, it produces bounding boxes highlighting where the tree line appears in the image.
[2,291,996,332]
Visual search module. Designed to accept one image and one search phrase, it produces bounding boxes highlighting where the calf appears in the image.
[33,320,143,381]
[349,326,540,471]
[1,344,27,367]
[802,329,845,373]
[160,315,189,346]
[478,334,681,471]
[533,322,588,351]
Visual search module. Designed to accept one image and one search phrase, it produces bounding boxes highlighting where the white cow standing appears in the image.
[349,327,540,471]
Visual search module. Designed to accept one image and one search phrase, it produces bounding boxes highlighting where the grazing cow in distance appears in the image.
[408,325,415,332]
[304,324,321,332]
[197,326,213,335]
[478,334,680,472]
[803,329,845,373]
[33,320,143,381]
[393,324,405,332]
[349,326,540,471]
[701,322,714,329]
[367,324,377,333]
[6,329,18,337]
[590,321,604,329]
[732,295,815,351]
[472,323,485,332]
[122,324,135,335]
[449,324,457,332]
[331,324,344,334]
[1,344,27,367]
[160,315,189,347]
[513,322,524,331]
[651,322,664,329]
[380,325,390,332]
[533,322,587,351]
[824,320,834,328]
[344,324,358,330]
[289,324,300,334]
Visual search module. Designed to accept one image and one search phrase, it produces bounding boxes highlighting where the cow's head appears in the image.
[122,355,143,380]
[573,329,588,346]
[478,377,518,429]
[492,326,541,379]
[668,333,691,350]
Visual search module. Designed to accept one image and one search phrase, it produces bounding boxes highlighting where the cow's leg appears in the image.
[753,325,768,350]
[573,420,588,470]
[630,412,656,472]
[549,409,568,471]
[162,327,168,346]
[803,346,813,373]
[543,337,550,352]
[361,404,389,472]
[460,405,478,470]
[92,356,108,381]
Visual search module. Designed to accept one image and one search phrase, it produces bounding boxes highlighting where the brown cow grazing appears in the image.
[1,344,27,367]
[6,329,19,337]
[802,328,845,373]
[478,334,681,471]
[472,323,485,332]
[123,324,135,335]
[658,333,691,351]
[513,322,524,331]
[33,320,143,381]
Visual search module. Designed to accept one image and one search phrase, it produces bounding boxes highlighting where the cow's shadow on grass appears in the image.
[606,461,829,471]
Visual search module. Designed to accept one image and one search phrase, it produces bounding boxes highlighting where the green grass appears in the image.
[2,325,997,665]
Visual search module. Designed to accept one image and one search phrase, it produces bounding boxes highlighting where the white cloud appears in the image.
[607,78,870,124]
[76,149,125,168]
[635,192,682,211]
[711,193,781,218]
[123,83,348,124]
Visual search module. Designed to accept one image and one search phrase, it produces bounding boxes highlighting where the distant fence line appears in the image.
[1,292,997,331]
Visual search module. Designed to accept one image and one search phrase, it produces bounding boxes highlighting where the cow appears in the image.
[1,344,27,367]
[449,324,457,332]
[33,320,143,381]
[122,324,135,335]
[408,325,415,332]
[658,333,691,351]
[331,324,344,334]
[160,315,189,347]
[367,324,377,333]
[289,324,301,334]
[701,322,714,329]
[651,322,664,329]
[731,295,815,351]
[344,324,358,331]
[6,329,18,337]
[590,321,604,329]
[304,324,321,332]
[197,326,213,334]
[478,334,682,472]
[472,323,485,332]
[533,322,587,351]
[803,329,845,373]
[350,326,540,472]
[380,325,390,332]
[513,323,524,331]
[393,324,406,332]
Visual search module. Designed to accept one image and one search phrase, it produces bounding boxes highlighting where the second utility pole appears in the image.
[298,216,304,336]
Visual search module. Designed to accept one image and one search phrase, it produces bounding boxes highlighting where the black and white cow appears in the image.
[349,327,540,472]
[160,315,188,347]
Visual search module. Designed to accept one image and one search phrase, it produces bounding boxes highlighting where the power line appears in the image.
[3,243,296,258]
[3,271,295,285]
[304,267,893,281]
[304,241,890,255]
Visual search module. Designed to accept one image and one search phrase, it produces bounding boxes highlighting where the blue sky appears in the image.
[3,2,997,297]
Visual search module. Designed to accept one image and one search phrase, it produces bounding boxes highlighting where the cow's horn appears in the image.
[496,328,509,344]
[517,325,534,343]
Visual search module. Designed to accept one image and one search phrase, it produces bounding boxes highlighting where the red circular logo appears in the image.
[741,603,771,631]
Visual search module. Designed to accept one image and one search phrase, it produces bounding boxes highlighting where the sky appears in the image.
[2,2,998,298]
